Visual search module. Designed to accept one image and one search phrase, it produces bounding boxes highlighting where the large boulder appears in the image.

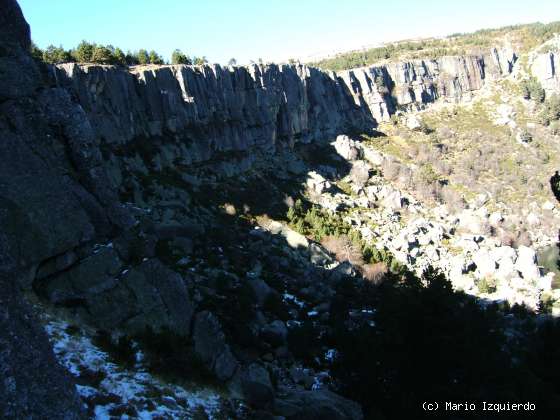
[260,320,288,347]
[193,311,238,381]
[248,277,276,306]
[119,259,195,335]
[0,272,85,419]
[230,363,275,408]
[306,171,332,194]
[332,135,362,161]
[274,389,363,419]
[472,249,497,278]
[40,256,194,336]
[515,246,540,281]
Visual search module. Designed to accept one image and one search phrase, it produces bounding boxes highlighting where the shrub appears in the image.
[518,129,533,143]
[361,262,388,284]
[540,94,560,125]
[436,126,454,139]
[93,331,136,367]
[287,200,354,241]
[381,158,402,181]
[321,235,364,266]
[521,77,545,102]
[440,186,465,212]
[540,292,555,314]
[477,276,497,294]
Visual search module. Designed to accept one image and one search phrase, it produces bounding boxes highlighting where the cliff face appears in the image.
[339,47,517,121]
[532,51,560,93]
[0,1,87,418]
[55,63,375,162]
[55,47,517,168]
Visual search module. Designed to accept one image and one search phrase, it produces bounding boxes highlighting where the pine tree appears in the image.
[148,50,164,65]
[30,42,43,61]
[137,49,149,65]
[113,48,126,66]
[171,49,191,65]
[91,45,114,64]
[42,45,72,64]
[73,40,95,63]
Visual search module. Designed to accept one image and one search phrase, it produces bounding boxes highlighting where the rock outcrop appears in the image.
[339,47,517,121]
[531,51,560,94]
[0,0,86,417]
[54,62,375,165]
[51,46,518,186]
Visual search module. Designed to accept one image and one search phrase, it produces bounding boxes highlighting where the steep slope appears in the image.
[0,1,86,417]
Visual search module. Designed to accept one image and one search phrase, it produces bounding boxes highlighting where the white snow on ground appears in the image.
[44,318,224,419]
[283,292,306,308]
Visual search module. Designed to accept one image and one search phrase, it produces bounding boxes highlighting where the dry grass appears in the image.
[361,262,388,284]
[321,235,364,266]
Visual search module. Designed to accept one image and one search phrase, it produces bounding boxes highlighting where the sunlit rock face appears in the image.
[532,51,560,94]
[339,47,517,121]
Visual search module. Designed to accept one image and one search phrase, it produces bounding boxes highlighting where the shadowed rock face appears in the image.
[53,47,516,162]
[54,62,376,163]
[0,1,87,417]
[0,0,30,49]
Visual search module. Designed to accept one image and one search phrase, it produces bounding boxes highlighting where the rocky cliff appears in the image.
[339,47,517,121]
[44,47,518,202]
[0,0,530,416]
[54,62,375,161]
[0,1,87,417]
[531,44,560,94]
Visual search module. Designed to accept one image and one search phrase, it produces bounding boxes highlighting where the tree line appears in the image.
[31,40,211,66]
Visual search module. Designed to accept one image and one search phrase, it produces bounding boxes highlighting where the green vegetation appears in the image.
[171,49,192,65]
[286,199,356,241]
[148,50,164,65]
[286,199,405,274]
[311,21,560,71]
[477,276,497,294]
[521,77,545,102]
[539,94,560,126]
[31,40,209,66]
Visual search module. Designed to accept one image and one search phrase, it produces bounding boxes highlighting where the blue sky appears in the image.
[19,0,560,64]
